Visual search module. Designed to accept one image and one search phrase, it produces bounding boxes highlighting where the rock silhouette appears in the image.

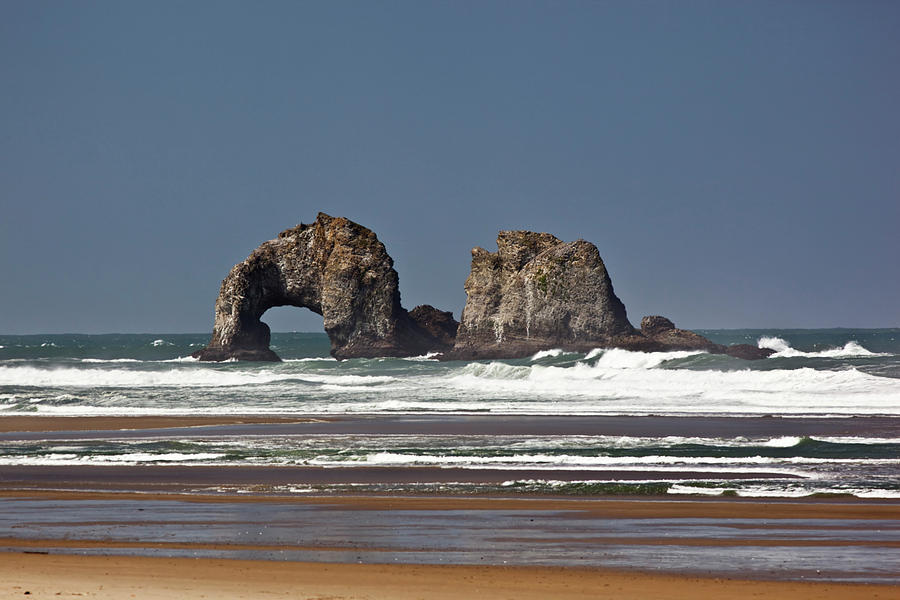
[448,232,774,360]
[450,231,639,359]
[195,217,772,361]
[194,213,456,361]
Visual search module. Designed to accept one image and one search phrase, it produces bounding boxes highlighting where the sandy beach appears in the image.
[3,552,897,600]
[1,413,898,598]
[1,489,898,598]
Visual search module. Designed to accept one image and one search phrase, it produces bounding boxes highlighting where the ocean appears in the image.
[1,329,898,499]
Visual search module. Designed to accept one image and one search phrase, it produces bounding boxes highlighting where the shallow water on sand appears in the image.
[1,496,897,583]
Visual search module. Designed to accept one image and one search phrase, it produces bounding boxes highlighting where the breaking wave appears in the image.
[758,336,886,358]
[0,365,395,388]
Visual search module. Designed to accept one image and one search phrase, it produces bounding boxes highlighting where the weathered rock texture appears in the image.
[451,231,641,359]
[639,315,775,359]
[194,213,457,361]
[195,218,773,362]
[449,232,775,360]
[639,315,719,352]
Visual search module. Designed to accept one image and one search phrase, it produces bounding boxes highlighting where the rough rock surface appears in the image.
[194,213,456,361]
[639,315,775,359]
[448,230,774,361]
[639,315,720,352]
[450,231,638,359]
[408,305,459,351]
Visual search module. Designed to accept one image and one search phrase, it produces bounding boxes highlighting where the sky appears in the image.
[1,0,898,334]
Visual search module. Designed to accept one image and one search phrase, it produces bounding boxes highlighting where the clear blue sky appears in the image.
[1,1,898,334]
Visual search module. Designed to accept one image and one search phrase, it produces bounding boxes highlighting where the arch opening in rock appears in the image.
[258,305,325,335]
[193,213,458,361]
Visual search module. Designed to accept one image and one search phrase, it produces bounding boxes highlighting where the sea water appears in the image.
[0,329,898,498]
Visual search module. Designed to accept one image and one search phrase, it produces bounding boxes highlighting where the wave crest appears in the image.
[757,336,883,358]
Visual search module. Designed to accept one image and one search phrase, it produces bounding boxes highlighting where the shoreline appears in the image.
[2,490,898,587]
[3,552,893,600]
[0,415,324,433]
[2,413,897,436]
[3,488,899,516]
[1,414,898,594]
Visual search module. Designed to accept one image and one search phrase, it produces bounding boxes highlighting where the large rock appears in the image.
[448,230,774,361]
[450,231,638,359]
[194,213,457,361]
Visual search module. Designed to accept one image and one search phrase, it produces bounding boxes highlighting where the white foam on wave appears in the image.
[151,339,173,347]
[79,356,199,364]
[531,349,565,361]
[504,434,899,449]
[299,374,396,385]
[0,452,227,466]
[404,352,441,361]
[0,404,297,416]
[81,358,141,363]
[456,348,700,382]
[0,365,294,387]
[758,336,885,358]
[763,436,804,448]
[440,360,900,415]
[91,452,227,463]
[816,436,900,445]
[588,348,703,369]
[0,364,399,389]
[3,343,899,416]
[283,357,338,363]
[668,483,900,499]
[79,356,200,364]
[317,451,863,469]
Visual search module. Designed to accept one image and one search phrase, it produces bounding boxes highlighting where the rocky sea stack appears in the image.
[193,213,457,361]
[449,231,639,359]
[195,215,773,361]
[448,231,774,360]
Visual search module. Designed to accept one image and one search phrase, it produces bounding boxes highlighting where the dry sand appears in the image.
[3,552,897,600]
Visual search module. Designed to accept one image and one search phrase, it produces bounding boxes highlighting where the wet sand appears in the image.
[0,415,321,433]
[2,552,895,600]
[2,414,898,597]
[2,490,898,585]
[2,413,897,437]
[0,464,797,494]
[3,488,899,519]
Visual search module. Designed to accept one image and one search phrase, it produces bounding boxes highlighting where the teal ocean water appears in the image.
[1,329,898,498]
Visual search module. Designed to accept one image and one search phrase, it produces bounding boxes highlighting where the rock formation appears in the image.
[195,216,772,362]
[194,213,457,361]
[450,231,641,359]
[449,231,774,360]
[638,316,718,351]
[638,315,775,359]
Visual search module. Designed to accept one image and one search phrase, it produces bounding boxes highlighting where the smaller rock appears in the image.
[639,316,676,337]
[408,305,459,351]
[724,344,776,360]
[640,315,720,352]
[639,315,773,359]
